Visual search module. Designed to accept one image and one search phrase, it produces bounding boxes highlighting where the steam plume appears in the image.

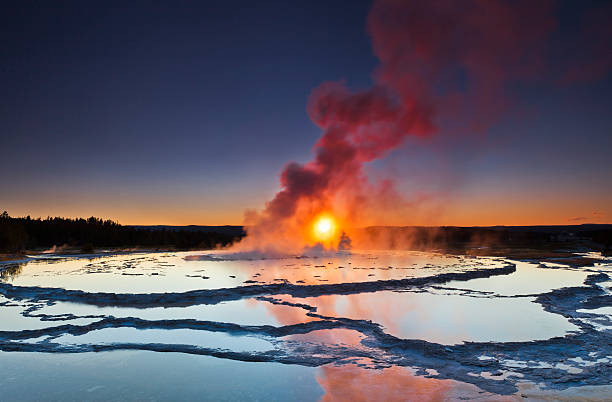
[233,0,603,254]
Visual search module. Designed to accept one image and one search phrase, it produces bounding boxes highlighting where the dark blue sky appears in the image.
[1,0,611,225]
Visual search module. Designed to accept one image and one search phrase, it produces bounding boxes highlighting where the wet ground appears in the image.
[0,250,611,401]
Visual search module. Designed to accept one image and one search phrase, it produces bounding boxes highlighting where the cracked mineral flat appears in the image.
[1,250,611,400]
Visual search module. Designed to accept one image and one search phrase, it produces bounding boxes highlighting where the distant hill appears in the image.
[356,224,612,255]
[482,224,612,233]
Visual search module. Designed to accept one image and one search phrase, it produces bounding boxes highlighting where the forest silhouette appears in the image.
[0,211,243,253]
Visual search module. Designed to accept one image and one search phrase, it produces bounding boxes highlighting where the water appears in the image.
[280,290,579,344]
[0,250,610,400]
[5,250,507,293]
[0,351,324,402]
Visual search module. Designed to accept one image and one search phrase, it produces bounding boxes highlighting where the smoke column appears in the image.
[233,0,561,254]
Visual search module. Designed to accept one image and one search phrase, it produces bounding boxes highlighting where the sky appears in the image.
[1,0,611,226]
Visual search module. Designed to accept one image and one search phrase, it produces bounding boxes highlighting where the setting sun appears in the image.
[312,215,337,242]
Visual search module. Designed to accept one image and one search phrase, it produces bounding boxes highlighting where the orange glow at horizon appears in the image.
[3,190,611,227]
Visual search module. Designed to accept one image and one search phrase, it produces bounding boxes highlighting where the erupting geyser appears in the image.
[232,0,568,256]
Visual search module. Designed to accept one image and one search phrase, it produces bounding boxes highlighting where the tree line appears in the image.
[0,211,244,253]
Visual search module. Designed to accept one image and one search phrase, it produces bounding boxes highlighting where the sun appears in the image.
[312,215,337,242]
